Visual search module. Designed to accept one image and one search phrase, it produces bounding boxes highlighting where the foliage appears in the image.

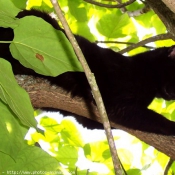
[0,59,36,127]
[0,101,60,174]
[0,0,175,174]
[11,15,82,76]
[27,112,112,174]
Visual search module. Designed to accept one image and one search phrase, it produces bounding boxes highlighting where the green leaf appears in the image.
[72,22,95,42]
[0,100,26,159]
[10,16,83,76]
[56,145,78,168]
[61,119,84,147]
[96,12,134,39]
[11,0,27,9]
[0,0,20,28]
[118,149,133,166]
[126,169,141,175]
[75,170,98,175]
[84,141,110,162]
[0,58,36,128]
[68,0,88,22]
[0,152,15,172]
[151,15,166,34]
[6,146,60,172]
[40,116,63,133]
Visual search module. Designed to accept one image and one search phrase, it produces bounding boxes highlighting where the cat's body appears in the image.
[1,9,175,135]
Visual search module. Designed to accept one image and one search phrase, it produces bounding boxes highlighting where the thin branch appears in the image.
[114,0,127,13]
[127,4,151,17]
[161,0,175,13]
[95,40,155,49]
[164,158,174,175]
[119,33,172,54]
[83,0,136,8]
[114,0,151,16]
[50,0,124,174]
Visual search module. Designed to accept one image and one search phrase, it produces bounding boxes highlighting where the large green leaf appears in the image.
[0,152,15,172]
[0,0,20,28]
[10,16,83,76]
[40,116,84,147]
[0,100,25,159]
[56,145,78,169]
[6,146,60,173]
[0,58,36,127]
[96,12,134,39]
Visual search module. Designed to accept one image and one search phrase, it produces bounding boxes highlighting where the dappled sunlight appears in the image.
[5,122,12,133]
[24,111,170,174]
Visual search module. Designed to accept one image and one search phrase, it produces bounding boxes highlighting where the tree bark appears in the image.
[161,0,175,13]
[145,0,175,40]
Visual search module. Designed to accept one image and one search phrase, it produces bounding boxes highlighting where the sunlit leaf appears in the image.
[56,145,78,168]
[26,0,42,9]
[40,117,63,133]
[68,0,88,22]
[84,141,110,162]
[118,149,133,167]
[61,119,84,147]
[97,12,135,39]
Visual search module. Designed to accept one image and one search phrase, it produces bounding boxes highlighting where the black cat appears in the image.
[1,9,175,135]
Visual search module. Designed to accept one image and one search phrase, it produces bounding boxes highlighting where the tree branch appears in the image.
[50,0,124,174]
[95,40,154,49]
[145,0,175,40]
[161,0,175,13]
[16,75,175,160]
[119,33,172,54]
[127,4,151,17]
[164,158,174,175]
[83,0,136,8]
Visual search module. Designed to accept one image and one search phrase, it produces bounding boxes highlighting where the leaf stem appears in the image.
[0,41,12,43]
